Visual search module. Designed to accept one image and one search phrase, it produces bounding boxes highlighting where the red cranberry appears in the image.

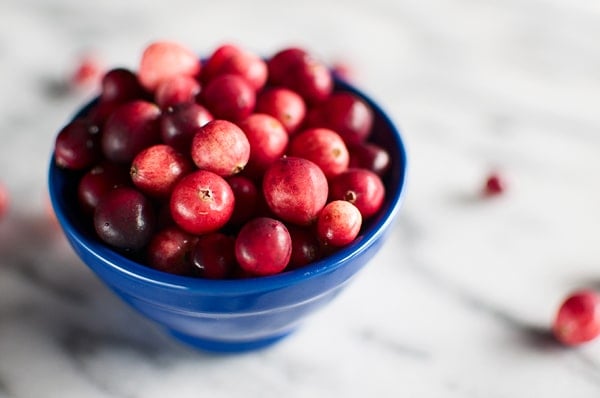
[202,44,267,90]
[201,74,255,121]
[255,87,306,134]
[154,75,201,109]
[100,68,146,104]
[348,142,391,177]
[101,100,162,163]
[191,233,237,279]
[287,225,321,269]
[237,113,288,177]
[483,172,506,196]
[553,290,600,346]
[235,217,292,276]
[130,144,193,198]
[54,118,101,170]
[146,226,196,275]
[160,102,213,153]
[226,175,259,226]
[262,157,328,226]
[288,127,350,178]
[170,170,235,235]
[94,187,156,251]
[77,161,130,214]
[138,41,201,92]
[329,168,385,220]
[316,200,362,247]
[191,119,250,177]
[268,48,332,104]
[306,92,373,145]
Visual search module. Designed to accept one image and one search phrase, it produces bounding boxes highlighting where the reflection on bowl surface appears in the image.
[48,79,408,353]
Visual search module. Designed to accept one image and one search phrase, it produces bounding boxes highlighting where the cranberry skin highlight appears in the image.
[553,290,600,346]
[93,187,156,251]
[262,157,329,226]
[235,217,292,276]
[170,170,235,235]
[191,119,250,177]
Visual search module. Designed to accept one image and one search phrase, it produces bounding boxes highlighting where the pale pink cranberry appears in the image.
[288,127,350,178]
[138,41,201,92]
[255,87,306,134]
[202,44,267,90]
[0,182,9,219]
[329,168,385,220]
[316,200,362,247]
[235,217,292,276]
[146,226,197,276]
[262,157,328,226]
[170,170,235,235]
[553,290,600,346]
[191,119,250,177]
[130,144,193,198]
[71,53,104,89]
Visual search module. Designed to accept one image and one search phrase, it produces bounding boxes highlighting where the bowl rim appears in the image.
[48,79,408,295]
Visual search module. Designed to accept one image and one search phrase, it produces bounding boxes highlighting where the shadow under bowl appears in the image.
[48,79,408,353]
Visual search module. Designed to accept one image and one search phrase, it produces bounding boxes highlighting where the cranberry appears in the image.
[268,48,333,103]
[329,168,385,220]
[101,100,162,163]
[226,175,259,226]
[138,41,201,92]
[191,233,237,279]
[306,92,373,145]
[348,142,391,177]
[71,53,104,89]
[201,74,255,121]
[130,144,193,198]
[191,119,250,177]
[154,75,201,109]
[202,44,267,90]
[287,225,321,269]
[77,161,130,214]
[160,102,213,153]
[317,200,362,247]
[235,217,292,276]
[553,290,600,346]
[262,157,328,226]
[255,87,306,134]
[237,113,288,177]
[54,118,101,170]
[100,68,146,104]
[94,187,156,251]
[146,226,196,275]
[170,170,235,235]
[288,127,350,178]
[483,172,506,196]
[0,182,9,219]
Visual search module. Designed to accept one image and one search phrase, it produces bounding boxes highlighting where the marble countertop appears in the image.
[2,0,600,396]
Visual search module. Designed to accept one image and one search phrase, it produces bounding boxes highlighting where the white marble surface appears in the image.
[1,0,600,396]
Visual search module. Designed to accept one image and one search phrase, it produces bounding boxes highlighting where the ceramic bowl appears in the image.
[48,78,408,353]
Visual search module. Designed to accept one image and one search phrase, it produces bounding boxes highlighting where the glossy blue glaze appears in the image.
[48,79,408,353]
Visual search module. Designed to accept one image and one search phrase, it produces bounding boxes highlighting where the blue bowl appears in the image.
[48,79,408,353]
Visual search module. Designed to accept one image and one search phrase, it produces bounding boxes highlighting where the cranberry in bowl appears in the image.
[48,42,408,353]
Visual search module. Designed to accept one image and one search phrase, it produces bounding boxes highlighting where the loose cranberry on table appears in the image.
[0,182,9,219]
[553,289,600,346]
[483,171,506,196]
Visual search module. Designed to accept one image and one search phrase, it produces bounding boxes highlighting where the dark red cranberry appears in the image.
[54,118,101,170]
[77,161,130,214]
[159,102,213,153]
[191,233,237,279]
[146,226,196,275]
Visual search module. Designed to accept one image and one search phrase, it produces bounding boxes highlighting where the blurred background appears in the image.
[1,0,600,396]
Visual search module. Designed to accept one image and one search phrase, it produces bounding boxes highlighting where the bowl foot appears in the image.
[168,329,295,354]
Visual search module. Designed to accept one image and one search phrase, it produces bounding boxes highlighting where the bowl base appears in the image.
[168,329,295,354]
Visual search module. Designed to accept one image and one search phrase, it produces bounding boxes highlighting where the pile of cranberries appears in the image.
[53,41,391,279]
